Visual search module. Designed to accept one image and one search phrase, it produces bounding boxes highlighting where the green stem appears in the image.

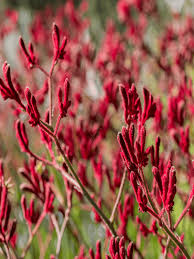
[53,137,117,236]
[139,168,191,259]
[162,223,190,259]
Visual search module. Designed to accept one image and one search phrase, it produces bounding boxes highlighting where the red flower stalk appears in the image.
[89,249,94,259]
[152,167,163,194]
[57,78,71,118]
[165,166,176,212]
[0,186,7,223]
[117,132,130,165]
[127,242,134,259]
[121,126,137,166]
[20,166,55,219]
[119,83,141,125]
[19,37,37,68]
[21,195,40,226]
[15,120,29,153]
[141,88,156,125]
[153,137,160,168]
[19,159,53,206]
[76,238,133,259]
[108,237,134,259]
[0,162,17,245]
[0,62,25,109]
[161,160,172,205]
[25,87,40,126]
[118,125,151,171]
[130,172,147,212]
[137,187,148,212]
[160,161,177,212]
[44,183,54,213]
[0,161,4,180]
[52,23,67,62]
[75,246,85,259]
[52,23,60,62]
[135,125,151,167]
[117,131,137,173]
[95,240,101,259]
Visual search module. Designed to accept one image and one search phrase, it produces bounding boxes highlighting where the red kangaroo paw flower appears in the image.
[59,36,67,59]
[19,37,37,68]
[25,87,40,126]
[57,78,71,118]
[15,120,29,153]
[119,83,141,125]
[95,241,101,259]
[52,23,60,62]
[52,23,67,62]
[165,166,176,212]
[0,162,17,245]
[141,88,156,125]
[127,242,134,259]
[152,167,163,194]
[0,62,24,108]
[44,183,54,213]
[21,195,40,226]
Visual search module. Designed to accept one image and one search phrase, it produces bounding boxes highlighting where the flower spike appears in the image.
[57,78,71,118]
[25,87,40,127]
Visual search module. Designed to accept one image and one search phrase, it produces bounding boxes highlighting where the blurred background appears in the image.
[0,1,194,258]
[1,0,194,44]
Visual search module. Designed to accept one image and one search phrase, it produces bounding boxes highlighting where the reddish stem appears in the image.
[54,115,62,136]
[109,170,126,223]
[174,195,194,230]
[21,211,46,258]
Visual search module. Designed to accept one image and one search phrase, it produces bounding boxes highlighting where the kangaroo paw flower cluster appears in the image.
[0,1,193,258]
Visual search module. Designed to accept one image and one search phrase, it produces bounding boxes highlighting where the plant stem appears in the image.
[53,136,117,236]
[21,211,46,258]
[174,194,194,230]
[39,121,117,235]
[4,244,11,259]
[28,149,82,192]
[51,214,60,237]
[162,223,190,259]
[37,61,56,126]
[36,65,50,77]
[56,195,72,257]
[54,115,62,136]
[48,61,56,126]
[138,167,191,259]
[109,170,126,223]
[164,212,172,259]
